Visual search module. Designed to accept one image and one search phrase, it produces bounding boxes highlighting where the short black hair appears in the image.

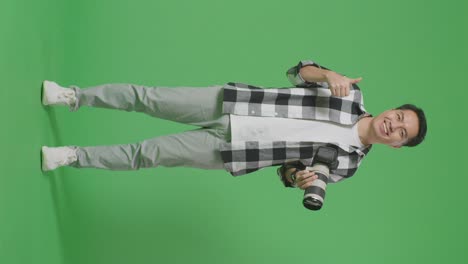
[395,104,427,147]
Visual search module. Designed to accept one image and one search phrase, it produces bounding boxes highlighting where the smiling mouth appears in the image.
[381,120,389,136]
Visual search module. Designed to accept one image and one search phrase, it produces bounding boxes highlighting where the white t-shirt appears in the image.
[230,114,364,148]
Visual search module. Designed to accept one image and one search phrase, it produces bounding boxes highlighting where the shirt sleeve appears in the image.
[286,60,332,88]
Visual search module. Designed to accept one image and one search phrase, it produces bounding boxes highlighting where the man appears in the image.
[41,59,427,190]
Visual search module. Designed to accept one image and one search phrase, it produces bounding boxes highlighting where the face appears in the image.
[370,109,420,148]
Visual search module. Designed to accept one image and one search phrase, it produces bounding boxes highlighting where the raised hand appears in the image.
[325,71,362,97]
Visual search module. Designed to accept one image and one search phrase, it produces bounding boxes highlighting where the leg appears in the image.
[68,115,230,171]
[69,83,225,127]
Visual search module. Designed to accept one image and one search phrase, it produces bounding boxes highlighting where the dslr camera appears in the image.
[288,146,339,211]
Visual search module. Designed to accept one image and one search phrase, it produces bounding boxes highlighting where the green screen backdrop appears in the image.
[1,0,467,263]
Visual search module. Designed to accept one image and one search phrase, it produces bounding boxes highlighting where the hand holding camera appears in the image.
[291,170,318,190]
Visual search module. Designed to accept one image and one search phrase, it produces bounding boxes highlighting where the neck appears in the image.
[357,117,375,146]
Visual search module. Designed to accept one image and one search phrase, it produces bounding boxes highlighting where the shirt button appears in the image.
[251,110,255,114]
[274,112,278,116]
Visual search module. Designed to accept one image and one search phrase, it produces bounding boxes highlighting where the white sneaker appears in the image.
[41,146,78,171]
[42,80,77,106]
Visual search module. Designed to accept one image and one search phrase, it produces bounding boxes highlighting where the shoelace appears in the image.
[57,90,77,105]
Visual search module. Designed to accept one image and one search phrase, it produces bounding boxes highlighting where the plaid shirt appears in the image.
[219,59,372,187]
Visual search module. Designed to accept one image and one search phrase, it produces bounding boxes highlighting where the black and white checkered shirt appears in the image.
[219,59,373,187]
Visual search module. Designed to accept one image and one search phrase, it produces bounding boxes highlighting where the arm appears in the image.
[300,65,363,97]
[286,60,327,87]
[298,65,330,83]
[286,60,363,97]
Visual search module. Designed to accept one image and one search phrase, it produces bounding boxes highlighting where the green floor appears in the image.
[1,0,467,263]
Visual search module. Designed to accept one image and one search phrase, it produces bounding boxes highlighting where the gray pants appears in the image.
[67,83,231,171]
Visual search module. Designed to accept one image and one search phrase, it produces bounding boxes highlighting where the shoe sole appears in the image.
[42,80,51,106]
[41,146,50,171]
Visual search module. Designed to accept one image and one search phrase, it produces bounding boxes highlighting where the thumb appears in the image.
[350,77,363,83]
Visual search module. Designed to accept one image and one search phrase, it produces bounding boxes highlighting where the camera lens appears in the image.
[303,197,323,210]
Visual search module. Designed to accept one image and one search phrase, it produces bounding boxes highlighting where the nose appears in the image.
[391,119,404,131]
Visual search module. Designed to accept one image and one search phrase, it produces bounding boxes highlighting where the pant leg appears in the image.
[69,83,225,127]
[68,114,231,171]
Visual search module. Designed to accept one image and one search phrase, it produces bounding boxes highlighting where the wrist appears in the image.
[323,69,334,80]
